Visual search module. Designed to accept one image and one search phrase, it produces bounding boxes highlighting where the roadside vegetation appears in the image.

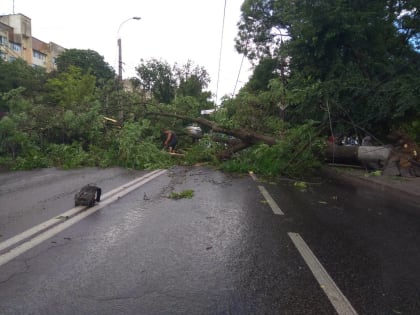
[0,1,419,179]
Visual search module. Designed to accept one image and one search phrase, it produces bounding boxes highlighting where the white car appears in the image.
[185,125,202,138]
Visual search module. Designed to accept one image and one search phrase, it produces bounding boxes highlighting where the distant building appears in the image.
[0,13,65,71]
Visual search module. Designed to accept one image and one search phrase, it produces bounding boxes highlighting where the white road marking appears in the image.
[258,185,284,215]
[0,169,167,267]
[0,169,164,254]
[248,171,258,181]
[288,232,359,315]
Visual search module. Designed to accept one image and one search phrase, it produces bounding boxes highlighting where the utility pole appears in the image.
[118,37,122,81]
[116,16,141,122]
[117,17,141,82]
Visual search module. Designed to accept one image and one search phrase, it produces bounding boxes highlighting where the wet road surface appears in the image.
[0,166,419,314]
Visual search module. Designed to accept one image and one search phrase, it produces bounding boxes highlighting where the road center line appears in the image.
[258,185,284,215]
[0,169,167,267]
[288,232,359,315]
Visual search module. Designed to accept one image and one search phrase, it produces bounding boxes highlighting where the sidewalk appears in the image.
[323,166,420,204]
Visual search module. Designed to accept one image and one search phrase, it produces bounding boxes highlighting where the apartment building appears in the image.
[0,13,65,72]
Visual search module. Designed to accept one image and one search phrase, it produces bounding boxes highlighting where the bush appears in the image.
[117,121,174,169]
[182,135,221,165]
[47,142,90,169]
[221,123,325,178]
[118,141,173,169]
[12,151,49,170]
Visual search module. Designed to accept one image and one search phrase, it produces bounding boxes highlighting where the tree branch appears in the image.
[146,111,278,146]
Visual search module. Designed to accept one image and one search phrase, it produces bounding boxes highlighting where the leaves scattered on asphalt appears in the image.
[169,189,194,199]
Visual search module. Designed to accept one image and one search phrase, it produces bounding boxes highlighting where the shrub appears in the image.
[47,142,89,169]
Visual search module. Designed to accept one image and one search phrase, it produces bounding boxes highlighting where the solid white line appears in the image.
[258,185,284,215]
[0,169,167,267]
[0,169,163,253]
[288,232,359,315]
[0,206,82,253]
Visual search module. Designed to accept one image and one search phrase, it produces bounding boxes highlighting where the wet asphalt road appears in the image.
[0,166,419,314]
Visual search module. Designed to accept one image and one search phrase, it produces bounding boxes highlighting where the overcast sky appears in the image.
[0,0,252,104]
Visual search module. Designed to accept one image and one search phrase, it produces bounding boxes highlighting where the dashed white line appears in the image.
[249,171,356,314]
[258,185,284,215]
[288,232,359,315]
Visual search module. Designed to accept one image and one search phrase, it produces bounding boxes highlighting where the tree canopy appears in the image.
[134,58,211,104]
[235,0,420,138]
[55,49,116,85]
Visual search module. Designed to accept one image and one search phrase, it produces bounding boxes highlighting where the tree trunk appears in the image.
[325,145,390,166]
[326,144,420,177]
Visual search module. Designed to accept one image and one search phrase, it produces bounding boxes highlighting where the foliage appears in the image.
[169,189,194,199]
[173,60,211,100]
[0,115,33,158]
[220,79,290,134]
[403,120,420,143]
[135,58,213,105]
[135,59,176,104]
[0,59,47,110]
[244,57,279,92]
[116,120,174,169]
[4,152,49,170]
[221,122,325,178]
[55,49,115,85]
[1,1,418,177]
[182,135,222,165]
[46,142,90,169]
[45,66,97,108]
[235,0,420,139]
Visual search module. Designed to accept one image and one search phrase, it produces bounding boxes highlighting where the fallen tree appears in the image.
[147,111,277,159]
[325,131,420,177]
[147,111,419,177]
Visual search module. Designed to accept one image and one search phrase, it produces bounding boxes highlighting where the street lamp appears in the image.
[117,16,141,81]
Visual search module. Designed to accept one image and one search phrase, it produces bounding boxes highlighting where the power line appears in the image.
[215,0,227,105]
[232,54,245,97]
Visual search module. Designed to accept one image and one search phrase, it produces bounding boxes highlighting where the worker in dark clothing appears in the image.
[163,129,178,153]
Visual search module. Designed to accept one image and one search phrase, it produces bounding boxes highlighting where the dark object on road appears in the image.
[74,184,102,207]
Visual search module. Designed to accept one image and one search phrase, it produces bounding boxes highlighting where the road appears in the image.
[0,166,419,314]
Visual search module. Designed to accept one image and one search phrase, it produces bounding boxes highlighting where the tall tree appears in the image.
[0,59,47,110]
[235,0,420,137]
[135,58,176,104]
[55,49,115,85]
[44,66,97,109]
[173,60,210,99]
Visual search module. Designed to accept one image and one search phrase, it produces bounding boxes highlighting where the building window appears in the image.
[0,36,7,46]
[33,50,46,61]
[10,42,21,52]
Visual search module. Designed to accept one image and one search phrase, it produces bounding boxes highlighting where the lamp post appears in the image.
[117,16,141,81]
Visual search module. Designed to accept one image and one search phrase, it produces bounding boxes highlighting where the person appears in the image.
[163,129,178,153]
